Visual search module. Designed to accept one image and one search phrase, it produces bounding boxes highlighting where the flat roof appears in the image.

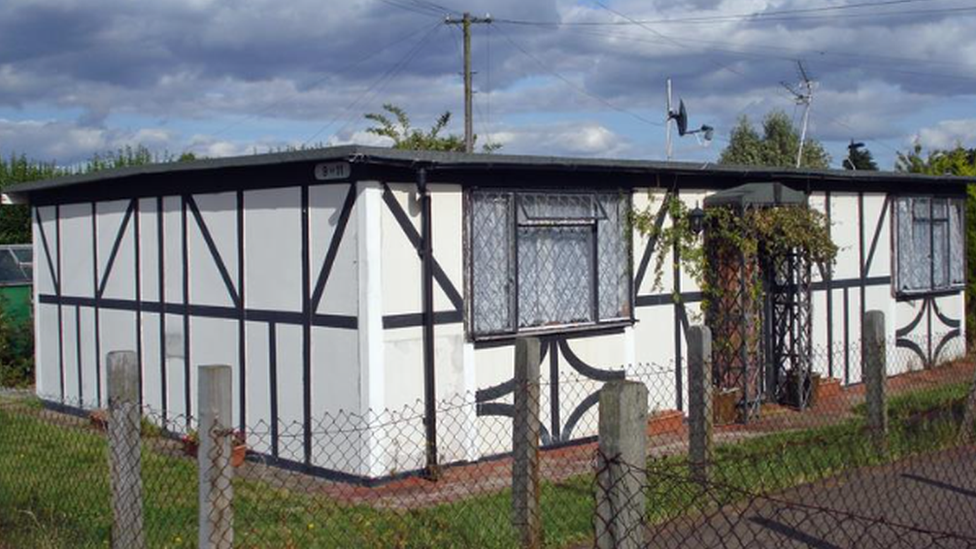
[5,144,972,203]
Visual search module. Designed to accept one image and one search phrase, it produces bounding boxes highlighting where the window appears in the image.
[894,196,964,295]
[0,245,32,285]
[469,189,631,337]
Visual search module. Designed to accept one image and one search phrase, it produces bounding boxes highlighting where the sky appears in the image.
[2,0,976,170]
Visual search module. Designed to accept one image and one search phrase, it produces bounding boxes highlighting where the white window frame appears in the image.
[893,195,965,296]
[465,188,634,340]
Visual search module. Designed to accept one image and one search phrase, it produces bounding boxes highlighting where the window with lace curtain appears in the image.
[468,189,632,338]
[894,196,965,295]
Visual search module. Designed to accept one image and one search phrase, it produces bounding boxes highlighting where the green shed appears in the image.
[0,244,32,324]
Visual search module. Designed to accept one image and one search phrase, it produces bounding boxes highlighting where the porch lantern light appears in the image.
[688,202,706,236]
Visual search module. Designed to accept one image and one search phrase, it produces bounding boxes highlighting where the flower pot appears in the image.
[713,388,741,425]
[231,444,247,468]
[807,373,822,407]
[783,371,821,409]
[818,377,842,400]
[648,410,684,436]
[182,439,198,458]
[88,409,109,431]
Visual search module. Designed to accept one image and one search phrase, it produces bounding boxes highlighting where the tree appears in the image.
[364,103,500,152]
[895,141,976,176]
[0,145,197,245]
[843,140,878,171]
[0,154,63,244]
[719,111,830,169]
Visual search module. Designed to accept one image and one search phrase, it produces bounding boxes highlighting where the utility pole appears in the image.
[445,12,491,153]
[782,61,815,168]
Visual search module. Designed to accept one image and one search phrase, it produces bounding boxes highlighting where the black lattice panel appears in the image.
[764,249,814,408]
[705,226,762,421]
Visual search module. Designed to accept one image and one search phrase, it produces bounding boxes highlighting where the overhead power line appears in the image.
[653,5,976,25]
[767,89,903,156]
[493,0,955,26]
[499,2,920,158]
[184,19,442,153]
[302,21,443,146]
[815,111,903,154]
[496,26,663,127]
[588,0,748,77]
[513,11,976,85]
[558,24,976,72]
[377,0,457,17]
[615,0,931,23]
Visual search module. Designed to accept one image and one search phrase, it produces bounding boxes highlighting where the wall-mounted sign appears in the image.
[314,161,351,181]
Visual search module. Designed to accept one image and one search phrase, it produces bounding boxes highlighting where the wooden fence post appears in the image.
[512,337,542,549]
[688,325,714,484]
[595,380,648,549]
[198,365,234,548]
[864,311,888,454]
[107,350,145,549]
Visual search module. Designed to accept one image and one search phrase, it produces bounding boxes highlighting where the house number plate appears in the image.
[314,161,351,181]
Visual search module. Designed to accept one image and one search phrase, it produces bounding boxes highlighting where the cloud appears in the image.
[327,129,395,148]
[915,119,976,151]
[1,0,976,166]
[488,121,634,157]
[0,118,176,163]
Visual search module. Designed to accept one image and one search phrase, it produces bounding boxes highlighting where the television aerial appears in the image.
[844,140,866,170]
[781,60,816,168]
[665,78,714,160]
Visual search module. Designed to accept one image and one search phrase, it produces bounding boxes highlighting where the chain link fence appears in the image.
[0,328,974,547]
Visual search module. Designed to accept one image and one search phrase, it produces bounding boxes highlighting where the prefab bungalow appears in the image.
[6,145,970,480]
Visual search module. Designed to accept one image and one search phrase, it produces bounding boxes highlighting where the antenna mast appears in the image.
[665,78,673,160]
[782,61,815,168]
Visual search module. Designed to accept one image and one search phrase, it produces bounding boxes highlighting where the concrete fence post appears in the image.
[595,380,648,549]
[687,325,714,484]
[512,337,542,549]
[863,311,888,454]
[107,351,145,549]
[198,365,234,549]
[959,365,976,444]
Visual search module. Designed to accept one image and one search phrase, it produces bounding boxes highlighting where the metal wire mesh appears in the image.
[470,190,630,336]
[0,333,973,548]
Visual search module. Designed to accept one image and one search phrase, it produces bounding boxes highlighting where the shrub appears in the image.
[0,298,33,388]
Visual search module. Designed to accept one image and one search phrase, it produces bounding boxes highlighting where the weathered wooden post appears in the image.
[863,311,888,454]
[198,365,234,548]
[688,325,714,484]
[595,380,648,549]
[107,350,145,549]
[512,337,542,549]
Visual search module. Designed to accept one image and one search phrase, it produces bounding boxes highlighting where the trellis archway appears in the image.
[704,182,814,422]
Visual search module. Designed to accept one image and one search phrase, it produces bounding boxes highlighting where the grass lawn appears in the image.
[0,380,970,548]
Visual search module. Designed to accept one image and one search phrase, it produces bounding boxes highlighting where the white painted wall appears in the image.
[32,181,365,470]
[31,177,969,479]
[34,206,59,399]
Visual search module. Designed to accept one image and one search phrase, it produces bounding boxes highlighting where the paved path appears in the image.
[648,446,976,548]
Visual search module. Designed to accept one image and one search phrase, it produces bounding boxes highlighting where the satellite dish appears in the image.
[676,100,688,136]
[664,84,715,156]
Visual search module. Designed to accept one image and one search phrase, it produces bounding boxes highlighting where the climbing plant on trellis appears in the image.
[634,185,836,422]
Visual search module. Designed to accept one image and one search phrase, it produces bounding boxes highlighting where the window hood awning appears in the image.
[703,182,806,208]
